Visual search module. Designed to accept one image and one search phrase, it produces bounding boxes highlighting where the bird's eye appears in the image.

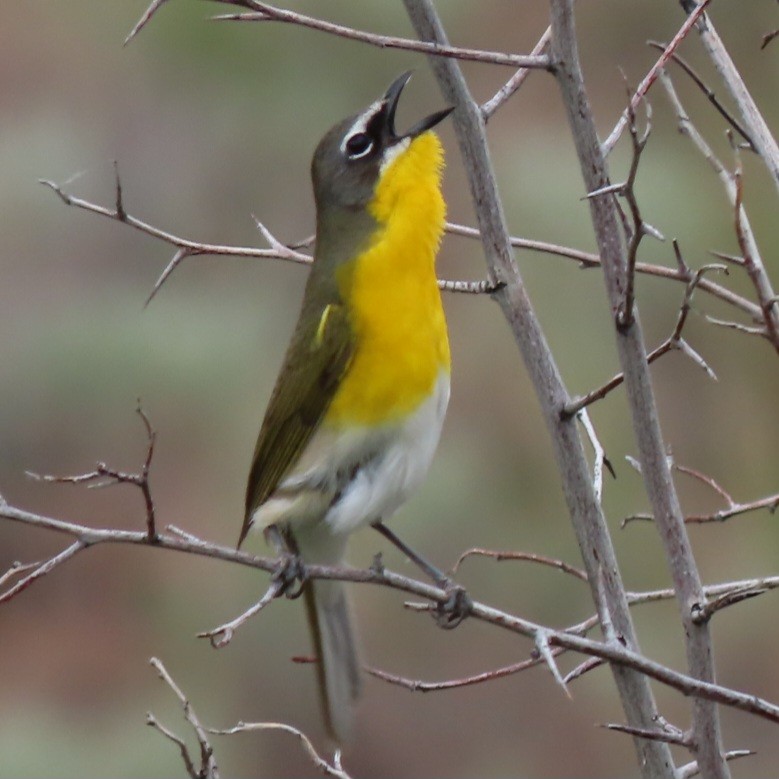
[345,132,374,159]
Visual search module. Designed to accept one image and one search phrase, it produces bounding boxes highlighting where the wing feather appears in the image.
[240,300,354,546]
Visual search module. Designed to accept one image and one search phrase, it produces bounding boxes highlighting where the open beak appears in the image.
[382,71,454,142]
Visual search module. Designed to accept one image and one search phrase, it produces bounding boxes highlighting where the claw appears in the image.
[271,552,307,599]
[434,583,472,629]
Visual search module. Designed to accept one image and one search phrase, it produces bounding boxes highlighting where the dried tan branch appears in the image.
[448,221,763,323]
[624,460,778,526]
[209,1,550,70]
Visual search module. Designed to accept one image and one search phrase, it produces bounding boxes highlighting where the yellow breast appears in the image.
[326,132,450,427]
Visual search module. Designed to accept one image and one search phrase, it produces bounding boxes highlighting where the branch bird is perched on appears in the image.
[240,72,453,744]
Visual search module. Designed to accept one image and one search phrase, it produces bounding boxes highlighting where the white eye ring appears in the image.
[344,132,374,160]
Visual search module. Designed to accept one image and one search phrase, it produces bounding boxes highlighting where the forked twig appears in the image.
[564,258,722,416]
[148,657,220,779]
[26,404,159,541]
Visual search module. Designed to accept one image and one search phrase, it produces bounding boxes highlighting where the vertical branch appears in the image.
[549,2,730,777]
[658,68,779,353]
[686,2,779,196]
[402,2,676,776]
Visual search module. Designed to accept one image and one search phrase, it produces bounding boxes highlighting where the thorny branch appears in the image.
[208,1,550,70]
[150,656,352,777]
[564,257,722,417]
[148,657,220,779]
[600,0,712,155]
[41,168,767,321]
[5,491,779,726]
[38,175,497,303]
[624,460,778,527]
[646,40,756,151]
[26,404,158,541]
[550,1,729,775]
[658,66,779,353]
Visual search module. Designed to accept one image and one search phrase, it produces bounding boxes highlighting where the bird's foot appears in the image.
[433,580,472,629]
[270,551,307,599]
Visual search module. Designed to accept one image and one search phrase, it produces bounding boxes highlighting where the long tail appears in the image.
[298,530,362,744]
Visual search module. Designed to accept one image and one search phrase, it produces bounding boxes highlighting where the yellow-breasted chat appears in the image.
[239,72,453,744]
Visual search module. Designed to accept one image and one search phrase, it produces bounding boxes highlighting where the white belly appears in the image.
[251,370,450,536]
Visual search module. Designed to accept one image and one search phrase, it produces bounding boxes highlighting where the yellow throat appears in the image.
[325,131,450,427]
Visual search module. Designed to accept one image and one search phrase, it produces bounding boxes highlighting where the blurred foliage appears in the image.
[1,1,777,776]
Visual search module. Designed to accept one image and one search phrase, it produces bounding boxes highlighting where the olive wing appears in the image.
[240,302,354,546]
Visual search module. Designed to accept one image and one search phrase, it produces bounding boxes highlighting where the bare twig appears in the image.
[535,629,572,698]
[564,260,722,416]
[659,67,779,353]
[481,26,552,121]
[732,156,779,353]
[451,547,587,581]
[38,176,498,301]
[646,41,756,150]
[601,0,713,155]
[565,657,605,684]
[691,9,779,195]
[624,459,778,526]
[762,29,779,50]
[197,580,284,648]
[619,92,653,329]
[678,750,755,779]
[149,657,220,779]
[589,86,657,331]
[684,491,779,524]
[366,651,561,692]
[26,404,158,541]
[208,721,352,779]
[210,1,550,69]
[39,174,765,318]
[600,721,690,747]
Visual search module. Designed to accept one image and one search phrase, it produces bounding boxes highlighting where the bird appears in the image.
[239,72,453,745]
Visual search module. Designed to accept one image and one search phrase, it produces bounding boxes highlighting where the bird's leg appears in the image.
[264,524,307,600]
[371,520,471,628]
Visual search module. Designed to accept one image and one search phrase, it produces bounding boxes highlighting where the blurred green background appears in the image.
[1,2,778,776]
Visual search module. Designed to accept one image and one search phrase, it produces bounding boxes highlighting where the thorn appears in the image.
[114,161,126,221]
